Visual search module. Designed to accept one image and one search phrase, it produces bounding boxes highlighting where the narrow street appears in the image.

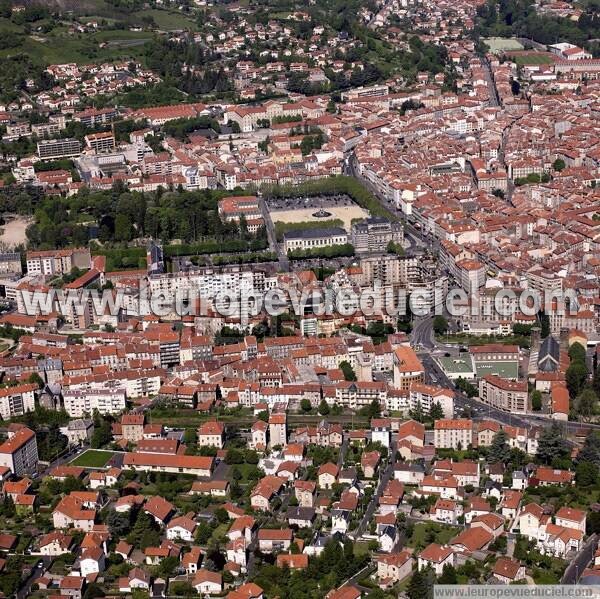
[258,196,289,270]
[337,434,349,468]
[351,441,396,539]
[562,534,597,584]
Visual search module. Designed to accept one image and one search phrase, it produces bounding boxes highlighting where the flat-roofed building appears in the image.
[37,138,81,161]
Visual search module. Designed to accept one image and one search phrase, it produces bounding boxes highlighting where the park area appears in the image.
[0,215,32,249]
[70,449,116,468]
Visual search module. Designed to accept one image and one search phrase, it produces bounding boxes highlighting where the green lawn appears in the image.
[407,522,459,549]
[353,541,371,556]
[0,25,149,66]
[210,522,228,543]
[512,53,554,65]
[230,463,261,482]
[71,449,116,468]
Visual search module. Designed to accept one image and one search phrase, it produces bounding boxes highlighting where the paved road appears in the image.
[343,564,376,593]
[344,158,599,437]
[562,534,597,583]
[411,316,435,350]
[38,443,89,478]
[481,55,500,107]
[337,434,349,468]
[259,196,289,271]
[17,557,52,599]
[351,441,396,539]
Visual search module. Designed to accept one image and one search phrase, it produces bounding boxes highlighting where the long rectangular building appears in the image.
[37,138,81,161]
[283,227,348,253]
[123,452,214,477]
[478,375,528,414]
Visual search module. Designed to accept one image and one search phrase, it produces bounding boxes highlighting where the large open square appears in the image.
[267,194,370,231]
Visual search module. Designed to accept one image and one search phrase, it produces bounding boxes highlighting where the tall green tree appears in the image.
[566,360,588,398]
[408,566,434,599]
[429,401,444,420]
[578,430,600,467]
[531,390,542,411]
[576,461,598,486]
[575,388,598,420]
[568,342,587,364]
[433,315,448,335]
[318,399,330,416]
[537,421,569,465]
[339,360,357,381]
[488,430,511,464]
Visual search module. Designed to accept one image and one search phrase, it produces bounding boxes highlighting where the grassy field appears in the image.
[511,53,555,65]
[353,540,372,556]
[0,14,162,66]
[210,522,229,543]
[144,9,198,31]
[407,522,459,548]
[0,32,148,65]
[71,449,116,468]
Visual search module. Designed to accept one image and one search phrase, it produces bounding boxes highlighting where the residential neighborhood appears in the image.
[0,0,599,597]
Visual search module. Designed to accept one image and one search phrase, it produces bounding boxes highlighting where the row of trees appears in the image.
[287,243,355,260]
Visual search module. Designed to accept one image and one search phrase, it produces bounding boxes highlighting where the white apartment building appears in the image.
[62,388,127,417]
[0,383,36,420]
[26,248,91,277]
[409,383,454,418]
[433,419,473,449]
[0,427,38,476]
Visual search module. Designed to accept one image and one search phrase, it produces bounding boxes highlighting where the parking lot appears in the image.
[266,193,357,211]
